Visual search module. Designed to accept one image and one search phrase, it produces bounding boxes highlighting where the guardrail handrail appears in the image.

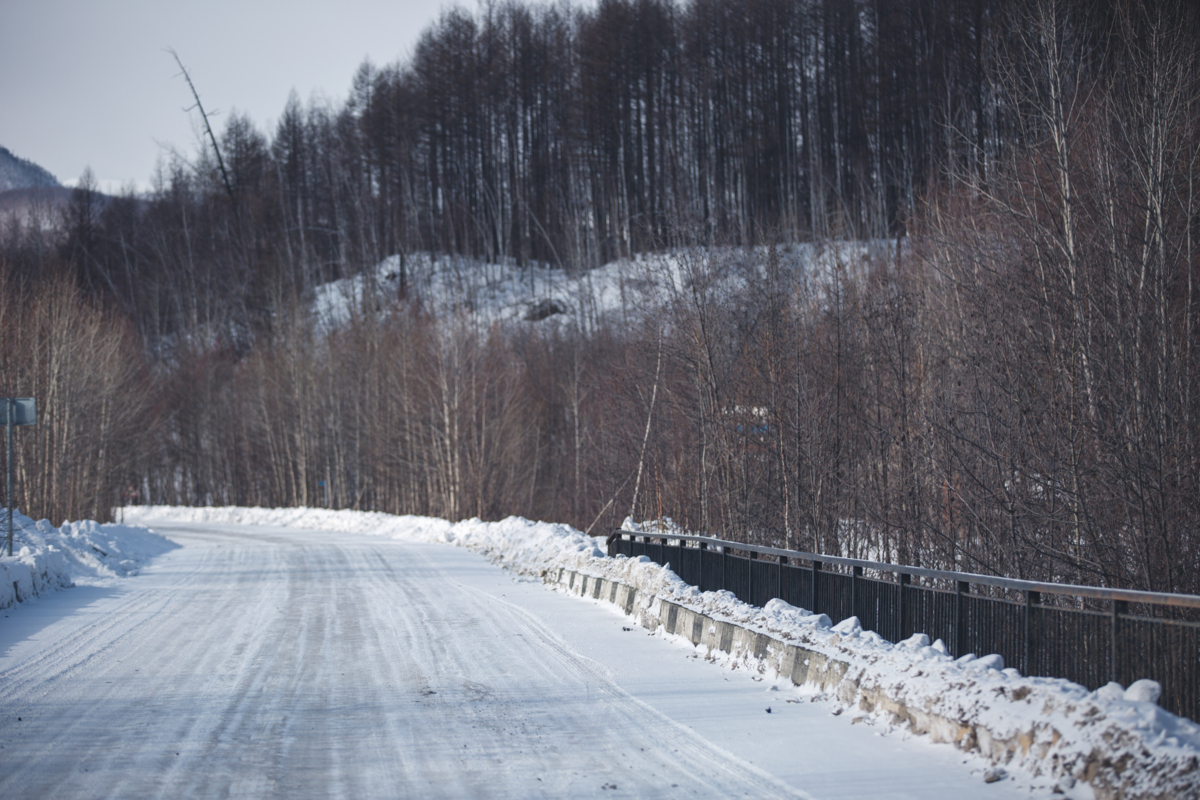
[613,530,1200,609]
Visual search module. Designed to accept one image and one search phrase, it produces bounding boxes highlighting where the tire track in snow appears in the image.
[450,577,813,799]
[1,525,813,799]
[372,542,812,799]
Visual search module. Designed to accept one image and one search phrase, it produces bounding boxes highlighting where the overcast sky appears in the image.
[1,0,450,193]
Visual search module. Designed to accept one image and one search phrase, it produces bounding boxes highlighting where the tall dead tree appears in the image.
[167,48,235,201]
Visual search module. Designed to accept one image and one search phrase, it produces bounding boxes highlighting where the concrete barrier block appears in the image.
[661,601,708,646]
[765,639,794,676]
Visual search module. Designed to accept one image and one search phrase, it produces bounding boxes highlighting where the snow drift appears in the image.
[0,509,178,610]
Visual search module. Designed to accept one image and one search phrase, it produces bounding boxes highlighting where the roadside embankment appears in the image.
[546,563,1200,800]
[0,509,177,610]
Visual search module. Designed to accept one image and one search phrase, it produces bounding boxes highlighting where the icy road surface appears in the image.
[1,523,1035,799]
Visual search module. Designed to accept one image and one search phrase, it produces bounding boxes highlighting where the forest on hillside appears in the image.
[2,0,1199,596]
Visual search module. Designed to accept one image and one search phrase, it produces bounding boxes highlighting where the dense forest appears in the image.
[2,0,1199,596]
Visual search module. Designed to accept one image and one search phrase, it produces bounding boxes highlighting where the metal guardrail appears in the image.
[610,530,1200,722]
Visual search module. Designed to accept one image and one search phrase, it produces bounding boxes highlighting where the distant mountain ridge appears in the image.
[0,146,60,192]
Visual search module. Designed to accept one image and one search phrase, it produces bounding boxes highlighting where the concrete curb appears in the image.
[548,567,856,700]
[545,566,1197,800]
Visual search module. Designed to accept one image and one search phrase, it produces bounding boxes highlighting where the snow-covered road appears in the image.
[1,522,1036,799]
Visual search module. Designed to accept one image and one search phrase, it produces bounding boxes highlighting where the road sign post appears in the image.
[4,398,37,557]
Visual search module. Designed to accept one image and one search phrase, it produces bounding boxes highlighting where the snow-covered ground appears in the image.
[312,243,886,333]
[93,506,1197,799]
[5,511,1045,799]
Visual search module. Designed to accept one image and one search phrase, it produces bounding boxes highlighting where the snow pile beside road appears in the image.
[123,505,1200,798]
[127,504,604,557]
[556,544,1200,798]
[0,509,178,609]
[677,596,1200,798]
[125,505,678,611]
[125,504,456,540]
[558,532,1200,797]
[122,506,603,569]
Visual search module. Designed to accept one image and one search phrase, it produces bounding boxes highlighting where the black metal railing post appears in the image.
[851,565,862,621]
[955,580,969,658]
[748,549,758,604]
[721,544,728,593]
[811,559,821,612]
[698,541,707,592]
[897,572,911,642]
[1111,599,1128,684]
[779,555,788,604]
[1024,590,1040,677]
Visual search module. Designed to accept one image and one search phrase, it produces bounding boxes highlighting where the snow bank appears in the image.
[122,506,601,569]
[630,594,1200,799]
[123,506,1200,799]
[0,509,178,610]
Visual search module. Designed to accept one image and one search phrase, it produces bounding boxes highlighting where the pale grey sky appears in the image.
[1,0,449,192]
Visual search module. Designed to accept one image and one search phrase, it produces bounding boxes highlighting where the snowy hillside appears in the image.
[313,242,891,333]
[0,146,60,192]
